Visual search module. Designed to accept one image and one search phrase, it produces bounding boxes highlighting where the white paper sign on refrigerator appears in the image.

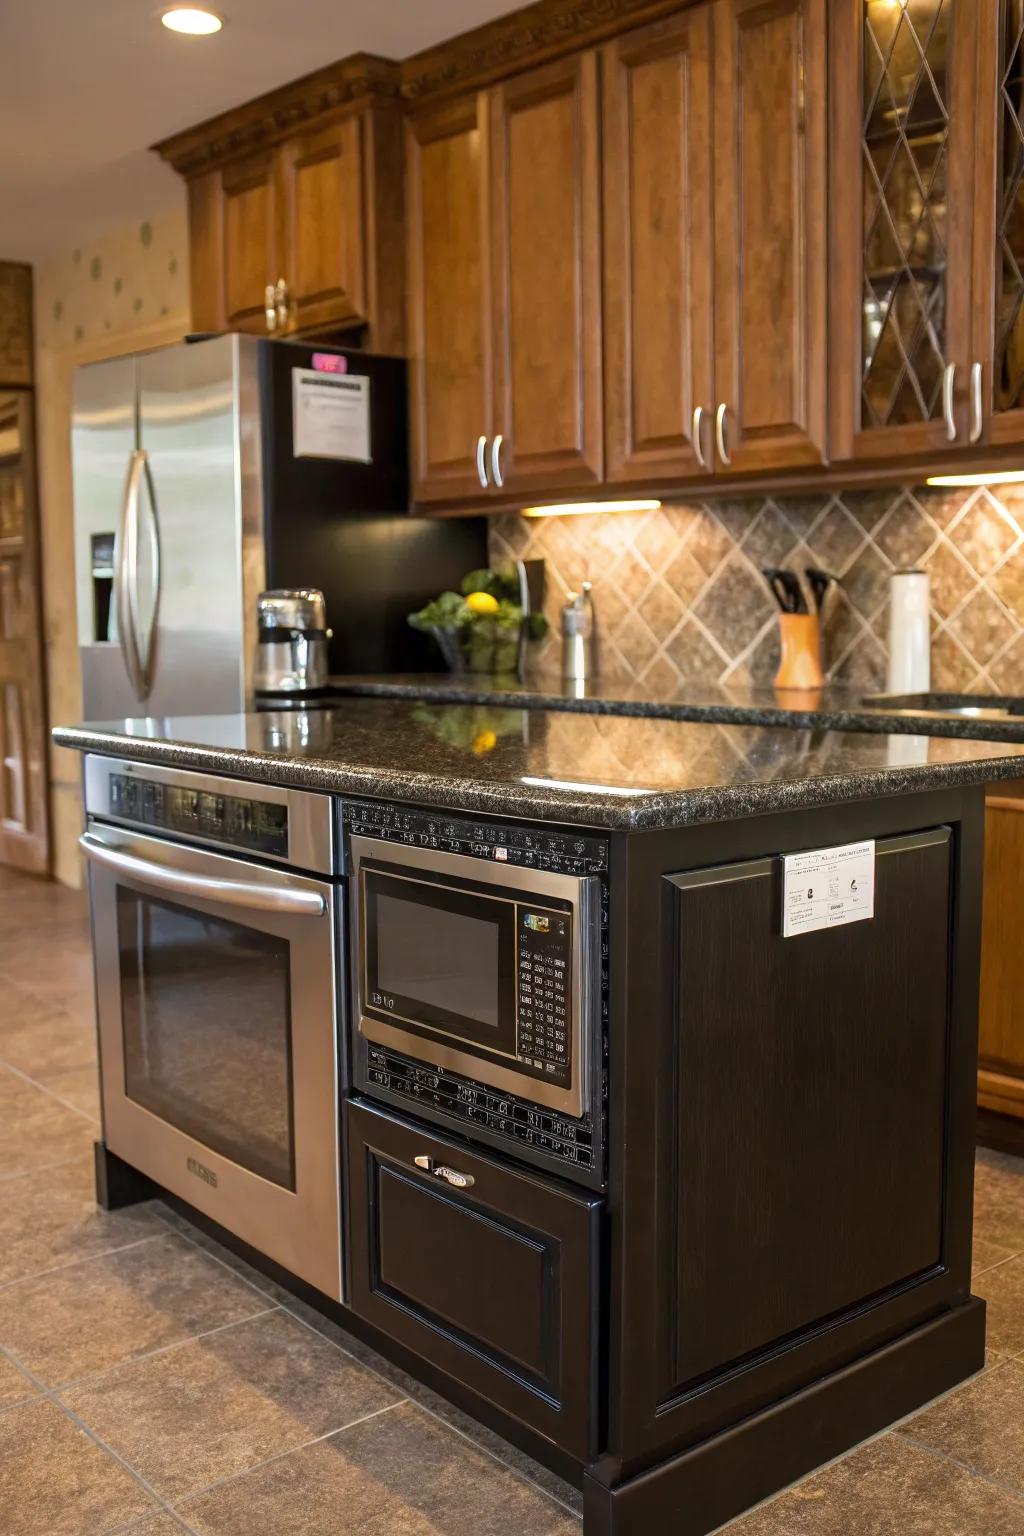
[782,839,875,938]
[292,369,371,463]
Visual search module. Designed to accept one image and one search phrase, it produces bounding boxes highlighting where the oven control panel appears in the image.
[108,772,289,857]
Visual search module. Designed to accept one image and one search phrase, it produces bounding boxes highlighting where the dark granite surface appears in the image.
[327,672,1024,742]
[52,697,1024,831]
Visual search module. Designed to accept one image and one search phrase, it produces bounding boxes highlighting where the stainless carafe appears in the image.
[254,589,331,695]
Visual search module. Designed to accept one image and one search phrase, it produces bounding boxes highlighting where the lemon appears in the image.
[465,590,499,616]
[472,729,498,755]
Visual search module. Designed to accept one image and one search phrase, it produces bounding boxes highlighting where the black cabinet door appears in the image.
[345,1099,602,1461]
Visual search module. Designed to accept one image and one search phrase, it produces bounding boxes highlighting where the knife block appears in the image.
[775,613,825,691]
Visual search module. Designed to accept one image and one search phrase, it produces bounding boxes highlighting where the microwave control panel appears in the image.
[345,800,609,1190]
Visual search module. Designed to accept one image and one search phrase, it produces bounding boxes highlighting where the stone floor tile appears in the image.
[0,947,96,1015]
[973,1255,1024,1358]
[0,1157,163,1287]
[0,1348,36,1411]
[0,988,95,1079]
[110,1518,194,1535]
[972,1236,1018,1277]
[974,1149,1024,1254]
[899,1358,1024,1499]
[725,1431,1024,1533]
[0,1233,269,1388]
[0,1065,96,1178]
[178,1400,580,1535]
[62,1309,405,1503]
[38,1064,102,1122]
[0,1397,156,1535]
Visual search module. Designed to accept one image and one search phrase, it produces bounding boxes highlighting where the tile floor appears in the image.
[2,865,1024,1535]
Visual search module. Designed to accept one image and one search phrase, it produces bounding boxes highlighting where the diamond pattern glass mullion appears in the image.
[861,0,952,430]
[994,0,1024,412]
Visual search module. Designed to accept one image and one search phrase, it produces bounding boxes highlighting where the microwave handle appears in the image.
[79,832,326,917]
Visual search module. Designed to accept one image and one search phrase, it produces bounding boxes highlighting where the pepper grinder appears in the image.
[562,581,596,684]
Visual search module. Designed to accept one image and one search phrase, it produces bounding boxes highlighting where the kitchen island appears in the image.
[53,701,1024,1536]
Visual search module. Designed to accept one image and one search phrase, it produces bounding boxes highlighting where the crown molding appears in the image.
[152,54,401,176]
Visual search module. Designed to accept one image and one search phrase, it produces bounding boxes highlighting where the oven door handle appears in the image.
[79,833,327,917]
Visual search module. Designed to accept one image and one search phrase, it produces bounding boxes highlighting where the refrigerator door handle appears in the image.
[114,452,146,701]
[128,449,162,698]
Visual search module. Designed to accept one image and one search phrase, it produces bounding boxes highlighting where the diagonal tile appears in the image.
[974,1236,1019,1278]
[899,1358,1024,1498]
[0,993,96,1079]
[924,538,982,620]
[0,1397,156,1536]
[806,500,865,575]
[949,490,1022,577]
[975,1148,1024,1253]
[0,1349,37,1412]
[873,492,940,569]
[990,632,1024,693]
[930,628,979,690]
[62,1309,404,1504]
[0,1234,268,1388]
[0,1065,96,1179]
[177,1400,580,1536]
[973,1256,1024,1358]
[947,587,1018,668]
[692,553,775,658]
[38,1064,102,1123]
[725,1430,1024,1533]
[0,1157,163,1287]
[664,618,729,685]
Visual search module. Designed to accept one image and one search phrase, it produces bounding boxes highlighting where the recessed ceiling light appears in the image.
[161,7,223,35]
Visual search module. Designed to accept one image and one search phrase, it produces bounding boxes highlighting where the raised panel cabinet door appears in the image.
[406,94,495,503]
[276,115,367,336]
[713,0,828,473]
[829,0,980,460]
[602,8,715,483]
[220,152,279,334]
[978,788,1024,1120]
[490,52,603,493]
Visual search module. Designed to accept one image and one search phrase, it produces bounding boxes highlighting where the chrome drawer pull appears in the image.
[413,1155,475,1189]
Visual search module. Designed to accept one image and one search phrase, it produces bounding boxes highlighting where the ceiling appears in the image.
[0,0,515,262]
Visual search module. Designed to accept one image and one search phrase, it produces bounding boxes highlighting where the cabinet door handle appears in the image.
[942,362,957,442]
[692,405,708,470]
[970,360,984,445]
[476,434,490,489]
[715,402,732,466]
[413,1155,475,1190]
[274,278,289,330]
[264,284,277,333]
[491,433,505,489]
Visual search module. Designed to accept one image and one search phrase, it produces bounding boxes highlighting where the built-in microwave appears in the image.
[349,815,603,1136]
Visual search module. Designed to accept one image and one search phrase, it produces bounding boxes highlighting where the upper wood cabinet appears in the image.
[407,53,602,504]
[154,58,405,352]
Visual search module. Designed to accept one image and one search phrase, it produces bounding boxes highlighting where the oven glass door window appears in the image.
[117,890,296,1190]
[364,869,516,1056]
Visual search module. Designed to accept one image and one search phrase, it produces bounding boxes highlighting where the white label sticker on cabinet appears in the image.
[782,839,875,938]
[292,368,371,462]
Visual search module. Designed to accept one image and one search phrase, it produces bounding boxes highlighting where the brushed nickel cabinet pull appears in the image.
[692,405,708,470]
[274,278,289,330]
[970,361,984,445]
[476,434,489,489]
[264,284,277,332]
[942,362,957,442]
[491,433,505,489]
[715,402,733,466]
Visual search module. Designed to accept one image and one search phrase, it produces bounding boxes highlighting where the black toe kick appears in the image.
[583,1299,986,1536]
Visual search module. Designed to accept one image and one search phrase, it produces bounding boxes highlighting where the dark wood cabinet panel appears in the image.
[490,52,603,492]
[276,115,367,335]
[406,95,494,502]
[978,785,1024,1121]
[346,1099,601,1461]
[602,9,715,483]
[713,0,828,473]
[220,152,279,334]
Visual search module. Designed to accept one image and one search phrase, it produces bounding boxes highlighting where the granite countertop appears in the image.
[327,672,1024,742]
[52,697,1024,832]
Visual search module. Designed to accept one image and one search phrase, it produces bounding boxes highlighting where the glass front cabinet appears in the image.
[830,0,1024,461]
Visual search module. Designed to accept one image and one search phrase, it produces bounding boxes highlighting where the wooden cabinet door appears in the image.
[713,0,828,474]
[220,151,280,334]
[406,94,495,503]
[602,9,715,483]
[490,53,603,494]
[978,786,1024,1122]
[276,115,367,335]
[829,0,980,460]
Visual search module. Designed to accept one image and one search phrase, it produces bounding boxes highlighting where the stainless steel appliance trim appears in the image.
[80,832,327,916]
[83,754,335,874]
[350,833,598,1119]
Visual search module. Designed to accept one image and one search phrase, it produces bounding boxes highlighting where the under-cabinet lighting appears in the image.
[521,776,656,797]
[521,499,661,518]
[161,6,223,34]
[926,469,1024,488]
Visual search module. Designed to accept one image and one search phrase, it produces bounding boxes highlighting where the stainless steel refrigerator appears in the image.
[72,334,485,720]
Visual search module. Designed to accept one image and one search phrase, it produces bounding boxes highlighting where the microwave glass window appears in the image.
[376,892,500,1027]
[117,891,295,1189]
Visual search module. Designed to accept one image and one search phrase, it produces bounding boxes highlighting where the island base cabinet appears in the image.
[345,1099,602,1463]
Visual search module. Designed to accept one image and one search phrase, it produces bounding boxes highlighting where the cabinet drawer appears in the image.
[345,1099,601,1460]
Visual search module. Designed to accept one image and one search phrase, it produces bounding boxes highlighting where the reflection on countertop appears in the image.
[52,697,1024,831]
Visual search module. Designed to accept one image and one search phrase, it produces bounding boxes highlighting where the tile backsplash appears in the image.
[489,486,1024,694]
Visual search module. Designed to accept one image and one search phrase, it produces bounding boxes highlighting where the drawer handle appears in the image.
[414,1155,475,1189]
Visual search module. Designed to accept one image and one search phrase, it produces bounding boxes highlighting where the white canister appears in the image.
[886,569,931,694]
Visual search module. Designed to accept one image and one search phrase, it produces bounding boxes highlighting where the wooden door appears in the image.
[829,0,980,460]
[276,115,367,335]
[490,52,603,494]
[0,392,48,874]
[406,94,495,503]
[602,9,715,483]
[220,151,280,333]
[713,0,828,474]
[978,784,1024,1123]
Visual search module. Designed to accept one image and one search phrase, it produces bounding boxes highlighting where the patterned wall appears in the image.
[490,485,1024,695]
